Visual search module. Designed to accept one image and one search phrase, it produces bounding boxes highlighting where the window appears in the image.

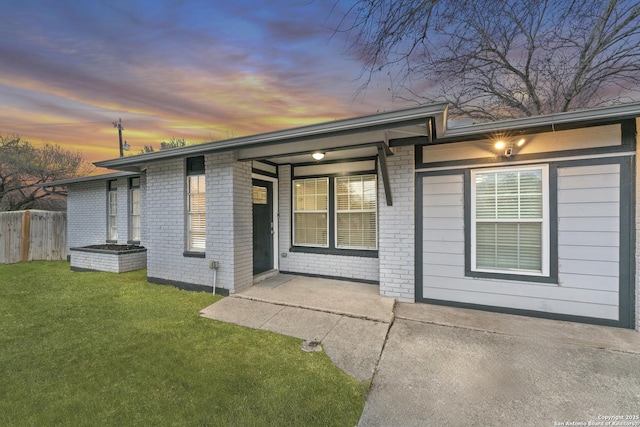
[187,157,205,251]
[129,177,141,242]
[107,180,118,241]
[471,165,549,276]
[336,175,377,249]
[293,177,328,247]
[292,174,378,252]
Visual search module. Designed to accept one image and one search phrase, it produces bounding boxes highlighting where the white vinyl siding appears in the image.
[335,175,377,249]
[293,177,328,247]
[471,165,549,276]
[188,175,206,251]
[420,165,620,321]
[107,181,117,241]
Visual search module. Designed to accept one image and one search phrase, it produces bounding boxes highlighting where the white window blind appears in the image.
[472,166,548,274]
[188,175,206,251]
[108,181,118,241]
[335,175,377,250]
[130,187,141,241]
[293,177,328,247]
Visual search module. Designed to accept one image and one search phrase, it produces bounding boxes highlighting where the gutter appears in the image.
[95,103,449,170]
[440,102,640,141]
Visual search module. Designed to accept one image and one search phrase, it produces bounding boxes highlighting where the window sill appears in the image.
[183,251,206,258]
[290,246,378,258]
[127,240,141,245]
[466,269,557,284]
[106,240,117,244]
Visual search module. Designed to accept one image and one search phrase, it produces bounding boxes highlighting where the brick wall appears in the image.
[68,175,146,251]
[277,165,380,282]
[231,158,253,292]
[378,145,415,302]
[70,249,146,273]
[145,153,252,293]
[205,152,252,293]
[67,180,108,249]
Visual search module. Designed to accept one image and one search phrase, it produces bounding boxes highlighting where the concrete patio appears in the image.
[200,274,395,382]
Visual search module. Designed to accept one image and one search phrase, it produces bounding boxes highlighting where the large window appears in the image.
[293,177,328,247]
[129,177,141,242]
[107,180,117,241]
[187,157,205,251]
[336,175,377,249]
[292,174,377,252]
[471,165,549,276]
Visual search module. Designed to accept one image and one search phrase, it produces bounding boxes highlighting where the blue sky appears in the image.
[0,0,406,162]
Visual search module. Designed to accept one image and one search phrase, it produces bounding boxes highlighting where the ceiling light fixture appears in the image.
[312,152,325,160]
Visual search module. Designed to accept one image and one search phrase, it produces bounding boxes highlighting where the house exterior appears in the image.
[55,102,640,330]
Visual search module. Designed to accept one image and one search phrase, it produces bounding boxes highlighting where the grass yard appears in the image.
[0,261,367,426]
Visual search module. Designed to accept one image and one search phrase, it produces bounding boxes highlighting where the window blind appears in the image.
[335,175,377,249]
[293,177,328,246]
[474,168,544,272]
[188,175,206,250]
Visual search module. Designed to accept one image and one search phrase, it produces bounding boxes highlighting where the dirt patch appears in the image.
[83,244,145,251]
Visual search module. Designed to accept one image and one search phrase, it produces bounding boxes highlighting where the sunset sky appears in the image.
[0,0,409,164]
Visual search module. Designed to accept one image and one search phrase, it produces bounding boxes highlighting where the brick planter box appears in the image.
[70,245,147,273]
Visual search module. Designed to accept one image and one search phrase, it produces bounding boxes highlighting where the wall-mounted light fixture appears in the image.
[312,152,325,160]
[493,137,526,158]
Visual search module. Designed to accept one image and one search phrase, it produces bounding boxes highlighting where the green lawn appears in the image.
[0,261,367,426]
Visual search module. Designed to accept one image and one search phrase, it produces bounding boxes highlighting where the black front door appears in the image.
[252,179,273,275]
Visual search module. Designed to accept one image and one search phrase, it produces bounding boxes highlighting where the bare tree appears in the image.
[0,135,90,211]
[336,0,640,120]
[137,137,190,154]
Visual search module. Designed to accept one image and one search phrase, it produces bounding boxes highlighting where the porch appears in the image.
[200,274,395,381]
[240,273,394,322]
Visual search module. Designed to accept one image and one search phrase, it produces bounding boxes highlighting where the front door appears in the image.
[252,179,273,274]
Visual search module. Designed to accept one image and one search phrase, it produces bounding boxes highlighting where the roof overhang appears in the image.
[94,103,449,172]
[38,171,140,188]
[436,102,640,144]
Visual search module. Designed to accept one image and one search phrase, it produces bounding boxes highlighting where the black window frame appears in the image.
[290,169,378,258]
[184,156,206,257]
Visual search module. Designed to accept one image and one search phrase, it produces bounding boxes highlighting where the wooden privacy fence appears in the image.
[0,210,67,264]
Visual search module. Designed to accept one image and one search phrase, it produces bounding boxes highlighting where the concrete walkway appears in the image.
[360,303,640,426]
[200,275,395,382]
[200,276,640,426]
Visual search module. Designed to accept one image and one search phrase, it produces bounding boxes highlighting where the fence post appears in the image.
[20,211,31,262]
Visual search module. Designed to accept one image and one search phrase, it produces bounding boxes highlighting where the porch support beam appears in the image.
[377,143,393,206]
[427,117,435,143]
[382,131,392,156]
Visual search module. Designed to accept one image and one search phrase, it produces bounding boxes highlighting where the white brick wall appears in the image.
[67,176,146,251]
[205,152,252,293]
[145,153,252,293]
[277,165,380,282]
[70,249,146,273]
[231,158,253,292]
[67,180,108,249]
[378,145,415,302]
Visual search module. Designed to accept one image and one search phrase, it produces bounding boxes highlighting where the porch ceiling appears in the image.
[238,123,429,164]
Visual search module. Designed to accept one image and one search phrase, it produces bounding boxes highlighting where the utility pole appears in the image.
[112,118,124,157]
